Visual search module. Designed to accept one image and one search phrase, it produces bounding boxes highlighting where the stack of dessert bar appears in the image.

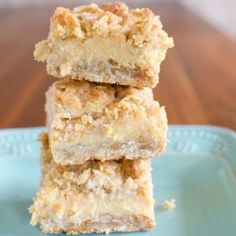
[29,2,173,234]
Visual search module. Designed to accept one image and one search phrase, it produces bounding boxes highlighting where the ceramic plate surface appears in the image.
[0,125,235,236]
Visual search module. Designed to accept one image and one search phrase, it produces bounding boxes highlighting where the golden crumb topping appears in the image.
[48,78,156,122]
[49,2,173,48]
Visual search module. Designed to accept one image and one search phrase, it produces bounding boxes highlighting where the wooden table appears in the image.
[0,2,236,130]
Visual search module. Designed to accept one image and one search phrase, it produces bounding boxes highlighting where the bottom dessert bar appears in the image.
[29,133,155,234]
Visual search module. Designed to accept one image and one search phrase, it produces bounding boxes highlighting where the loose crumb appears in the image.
[162,199,176,210]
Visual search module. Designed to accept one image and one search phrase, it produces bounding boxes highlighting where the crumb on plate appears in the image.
[162,199,176,210]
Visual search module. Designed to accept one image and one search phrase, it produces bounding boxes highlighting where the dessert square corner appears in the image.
[29,133,155,234]
[46,79,168,165]
[34,2,173,88]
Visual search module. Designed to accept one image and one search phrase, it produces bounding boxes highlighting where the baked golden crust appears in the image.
[29,133,155,234]
[46,78,168,165]
[34,2,173,87]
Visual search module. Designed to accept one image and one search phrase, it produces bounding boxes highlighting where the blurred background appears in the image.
[0,0,235,130]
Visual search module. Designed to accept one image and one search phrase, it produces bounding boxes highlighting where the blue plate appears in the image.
[0,126,235,236]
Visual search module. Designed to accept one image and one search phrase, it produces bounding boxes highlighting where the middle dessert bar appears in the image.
[46,78,167,164]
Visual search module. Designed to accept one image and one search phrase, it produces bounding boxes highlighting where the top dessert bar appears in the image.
[34,2,173,88]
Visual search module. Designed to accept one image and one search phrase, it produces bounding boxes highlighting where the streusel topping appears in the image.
[49,2,173,48]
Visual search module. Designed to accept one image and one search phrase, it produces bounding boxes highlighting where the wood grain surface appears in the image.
[0,2,235,130]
